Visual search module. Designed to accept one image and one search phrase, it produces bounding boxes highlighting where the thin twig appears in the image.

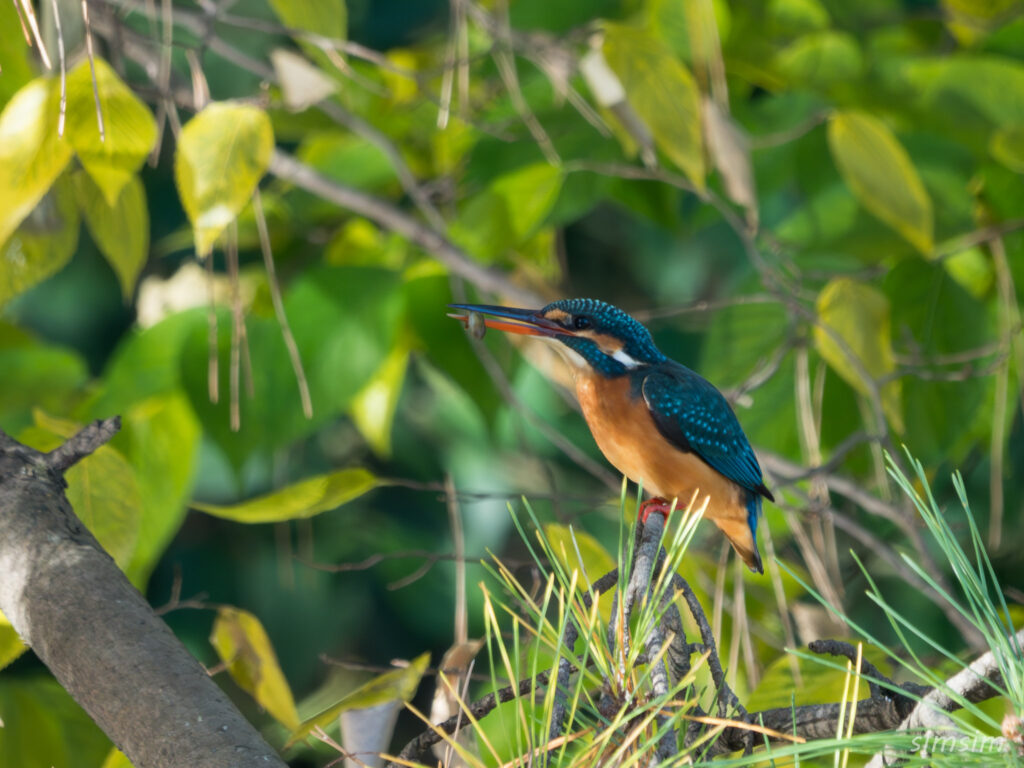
[81,0,106,141]
[252,188,313,419]
[45,417,122,472]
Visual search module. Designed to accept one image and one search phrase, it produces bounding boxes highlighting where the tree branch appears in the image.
[0,424,286,768]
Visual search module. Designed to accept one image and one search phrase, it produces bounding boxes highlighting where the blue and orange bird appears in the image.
[449,298,774,573]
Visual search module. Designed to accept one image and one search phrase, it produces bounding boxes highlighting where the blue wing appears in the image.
[641,366,773,501]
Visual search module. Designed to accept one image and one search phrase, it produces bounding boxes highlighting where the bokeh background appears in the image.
[1,0,1023,764]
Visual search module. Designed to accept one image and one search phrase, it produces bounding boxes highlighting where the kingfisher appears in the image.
[449,298,774,573]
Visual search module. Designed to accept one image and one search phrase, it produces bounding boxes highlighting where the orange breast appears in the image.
[574,373,746,527]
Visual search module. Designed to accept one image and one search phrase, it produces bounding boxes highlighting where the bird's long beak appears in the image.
[447,303,570,337]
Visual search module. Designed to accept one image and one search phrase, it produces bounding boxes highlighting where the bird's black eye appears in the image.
[573,315,592,330]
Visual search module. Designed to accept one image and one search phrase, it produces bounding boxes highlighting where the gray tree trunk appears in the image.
[0,418,287,768]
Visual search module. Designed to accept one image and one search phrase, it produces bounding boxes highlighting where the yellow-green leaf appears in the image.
[22,411,142,568]
[0,1,34,104]
[268,0,346,41]
[603,23,704,187]
[65,58,157,205]
[0,620,27,671]
[544,524,616,619]
[73,171,148,298]
[813,278,904,433]
[210,607,300,730]
[350,344,410,457]
[191,468,378,523]
[748,642,892,710]
[491,163,563,240]
[990,124,1024,173]
[0,77,73,248]
[827,111,933,255]
[0,177,80,307]
[174,103,274,256]
[287,652,429,747]
[100,748,134,768]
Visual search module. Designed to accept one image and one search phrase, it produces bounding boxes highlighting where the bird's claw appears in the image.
[638,497,675,525]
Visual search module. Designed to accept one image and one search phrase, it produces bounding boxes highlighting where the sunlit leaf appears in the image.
[491,163,563,240]
[0,77,73,248]
[25,411,142,568]
[0,1,34,104]
[0,621,27,672]
[174,103,274,256]
[350,343,410,457]
[748,643,892,710]
[286,652,429,747]
[828,111,933,255]
[268,0,346,41]
[65,58,157,205]
[100,748,134,768]
[192,468,379,523]
[211,607,300,730]
[603,23,704,187]
[813,278,904,433]
[73,171,148,299]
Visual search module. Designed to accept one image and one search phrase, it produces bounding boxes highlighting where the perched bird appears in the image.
[449,298,773,573]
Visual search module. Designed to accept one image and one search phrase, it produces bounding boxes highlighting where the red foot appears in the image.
[639,497,675,525]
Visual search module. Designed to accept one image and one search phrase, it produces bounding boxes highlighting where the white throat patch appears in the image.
[611,348,642,369]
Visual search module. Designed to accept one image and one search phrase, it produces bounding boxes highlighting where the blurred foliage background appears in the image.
[0,0,1023,764]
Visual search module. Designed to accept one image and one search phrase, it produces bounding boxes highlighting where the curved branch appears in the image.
[0,423,286,768]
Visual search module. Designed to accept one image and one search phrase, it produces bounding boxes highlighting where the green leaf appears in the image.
[100,748,134,768]
[0,77,73,248]
[748,643,891,710]
[268,0,346,41]
[25,411,142,568]
[210,607,300,730]
[813,277,903,433]
[990,124,1024,173]
[0,620,27,671]
[827,111,933,255]
[65,58,157,205]
[603,23,704,187]
[192,468,379,523]
[0,676,112,768]
[646,0,732,61]
[286,652,429,747]
[776,31,863,88]
[767,0,830,34]
[73,171,148,298]
[121,393,200,586]
[884,259,992,463]
[0,2,35,104]
[349,343,410,457]
[491,163,563,240]
[0,330,88,433]
[174,103,274,256]
[0,177,80,308]
[902,56,1024,128]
